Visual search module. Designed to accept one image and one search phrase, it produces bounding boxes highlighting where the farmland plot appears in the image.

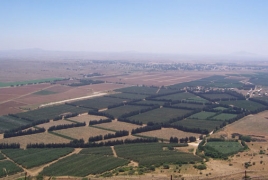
[104,105,151,118]
[128,107,193,124]
[154,92,196,101]
[114,143,202,166]
[69,114,107,124]
[115,86,158,95]
[172,103,206,109]
[70,96,129,110]
[0,153,5,160]
[134,100,167,106]
[36,119,73,129]
[42,154,129,176]
[0,133,70,149]
[106,93,148,100]
[79,146,113,156]
[205,141,243,156]
[0,115,31,133]
[1,148,73,169]
[0,160,23,178]
[211,113,238,121]
[173,119,222,132]
[189,112,217,120]
[15,104,89,121]
[94,121,141,132]
[55,126,113,140]
[220,100,266,112]
[201,93,236,101]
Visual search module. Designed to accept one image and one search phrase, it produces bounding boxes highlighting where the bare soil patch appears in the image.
[36,120,74,129]
[0,101,26,115]
[69,114,107,125]
[95,121,141,132]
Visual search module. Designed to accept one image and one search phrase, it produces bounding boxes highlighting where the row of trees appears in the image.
[0,143,20,149]
[48,122,86,131]
[4,128,45,138]
[26,137,158,148]
[169,136,197,143]
[104,130,129,139]
[53,112,79,121]
[131,125,161,134]
[89,119,112,125]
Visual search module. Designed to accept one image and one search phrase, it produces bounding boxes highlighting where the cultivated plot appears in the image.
[104,105,152,118]
[93,121,141,132]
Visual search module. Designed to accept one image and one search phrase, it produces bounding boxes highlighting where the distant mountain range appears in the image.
[0,49,266,62]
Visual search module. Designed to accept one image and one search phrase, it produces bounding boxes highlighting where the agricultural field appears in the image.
[0,153,5,160]
[183,96,209,103]
[41,154,129,176]
[171,102,206,109]
[213,106,228,111]
[157,88,181,94]
[79,146,113,156]
[201,93,236,101]
[0,78,62,88]
[136,128,200,140]
[173,119,223,132]
[114,143,202,166]
[70,96,129,110]
[0,101,27,116]
[93,121,141,132]
[189,111,217,120]
[0,115,31,133]
[154,92,196,101]
[214,110,268,138]
[220,100,266,112]
[205,141,243,156]
[134,100,167,106]
[15,104,89,121]
[106,93,148,100]
[69,114,107,124]
[211,113,238,121]
[33,90,58,95]
[104,105,151,118]
[0,160,23,178]
[115,86,158,95]
[36,119,73,129]
[1,148,73,169]
[128,107,193,124]
[0,132,70,149]
[54,126,113,140]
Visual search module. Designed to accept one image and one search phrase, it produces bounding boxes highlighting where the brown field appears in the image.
[137,128,200,140]
[0,101,27,115]
[77,83,129,92]
[69,114,107,125]
[0,132,69,149]
[0,94,17,102]
[94,121,142,132]
[212,111,268,139]
[93,72,212,86]
[55,126,113,140]
[36,120,74,129]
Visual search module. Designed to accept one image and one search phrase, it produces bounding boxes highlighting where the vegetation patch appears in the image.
[106,93,148,100]
[41,154,129,176]
[0,78,63,87]
[114,143,202,167]
[115,86,158,95]
[0,153,5,160]
[0,116,31,133]
[33,90,58,95]
[154,92,196,101]
[1,148,73,169]
[211,113,238,121]
[127,107,193,124]
[134,100,167,106]
[79,146,113,156]
[220,100,267,112]
[104,105,151,118]
[189,111,217,120]
[0,160,23,177]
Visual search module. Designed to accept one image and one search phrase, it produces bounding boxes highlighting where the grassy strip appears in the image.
[65,118,80,124]
[132,134,167,142]
[48,131,75,140]
[0,78,63,87]
[89,125,117,132]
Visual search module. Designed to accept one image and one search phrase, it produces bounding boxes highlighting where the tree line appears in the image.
[4,127,45,138]
[89,119,112,125]
[48,122,86,131]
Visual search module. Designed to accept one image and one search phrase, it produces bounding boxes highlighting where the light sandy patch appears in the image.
[0,133,70,149]
[36,120,74,129]
[55,126,112,140]
[69,114,107,125]
[94,121,141,132]
[137,128,200,140]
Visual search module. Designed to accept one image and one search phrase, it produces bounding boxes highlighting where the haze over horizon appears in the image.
[1,0,268,57]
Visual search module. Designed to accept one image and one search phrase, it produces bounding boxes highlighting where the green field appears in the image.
[0,116,31,133]
[213,107,228,111]
[1,148,73,169]
[0,153,5,160]
[183,96,209,103]
[114,143,202,166]
[115,86,158,95]
[211,113,237,121]
[172,103,206,109]
[134,100,167,106]
[0,160,23,178]
[33,90,58,95]
[154,92,196,101]
[15,104,89,121]
[189,111,217,120]
[205,141,243,155]
[79,146,113,156]
[107,93,148,100]
[105,105,152,118]
[220,100,266,111]
[70,96,129,109]
[128,107,193,124]
[0,78,63,87]
[201,93,236,101]
[157,88,181,94]
[172,119,222,132]
[42,154,129,176]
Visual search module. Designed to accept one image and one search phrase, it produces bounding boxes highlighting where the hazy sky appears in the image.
[1,0,268,56]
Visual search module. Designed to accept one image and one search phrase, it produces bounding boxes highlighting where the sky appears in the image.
[1,0,268,56]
